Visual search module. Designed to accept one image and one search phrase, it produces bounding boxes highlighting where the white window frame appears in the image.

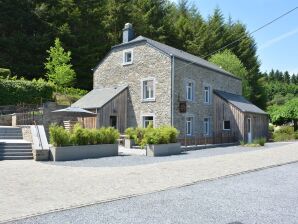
[141,77,156,102]
[141,113,155,128]
[203,85,211,104]
[123,49,133,65]
[203,117,210,136]
[223,120,231,130]
[185,115,194,136]
[185,80,195,101]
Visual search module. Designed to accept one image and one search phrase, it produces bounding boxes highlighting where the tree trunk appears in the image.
[294,119,298,132]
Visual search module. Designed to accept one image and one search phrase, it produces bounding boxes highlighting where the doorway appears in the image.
[110,116,117,129]
[247,118,252,143]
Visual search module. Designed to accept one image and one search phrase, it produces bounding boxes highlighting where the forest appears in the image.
[0,0,297,132]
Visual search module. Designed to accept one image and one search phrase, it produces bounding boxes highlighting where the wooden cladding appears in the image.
[97,88,128,133]
[213,94,268,141]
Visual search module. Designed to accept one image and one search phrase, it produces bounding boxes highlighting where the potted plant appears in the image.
[49,124,119,161]
[142,126,181,156]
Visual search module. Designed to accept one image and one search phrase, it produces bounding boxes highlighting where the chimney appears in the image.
[122,23,134,43]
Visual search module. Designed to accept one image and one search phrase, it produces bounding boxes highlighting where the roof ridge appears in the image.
[114,35,240,80]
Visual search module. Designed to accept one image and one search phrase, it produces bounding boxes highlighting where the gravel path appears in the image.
[0,142,297,223]
[11,162,298,224]
[43,142,293,167]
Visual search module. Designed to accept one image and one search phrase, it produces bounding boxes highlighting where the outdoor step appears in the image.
[0,146,32,150]
[0,151,33,156]
[0,155,33,160]
[0,136,23,139]
[0,149,32,153]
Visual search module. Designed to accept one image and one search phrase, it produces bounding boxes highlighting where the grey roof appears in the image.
[112,36,240,80]
[72,85,128,109]
[214,90,267,115]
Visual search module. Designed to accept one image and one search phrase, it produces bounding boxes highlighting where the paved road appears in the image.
[11,162,298,224]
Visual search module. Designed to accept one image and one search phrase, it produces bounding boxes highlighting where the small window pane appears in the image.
[204,86,210,103]
[186,82,193,101]
[223,120,231,130]
[143,116,153,127]
[186,117,193,135]
[143,80,154,99]
[124,51,132,63]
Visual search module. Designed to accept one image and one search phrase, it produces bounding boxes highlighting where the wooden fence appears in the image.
[177,132,237,147]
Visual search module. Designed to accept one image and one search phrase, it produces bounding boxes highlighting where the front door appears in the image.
[110,116,117,129]
[247,118,252,143]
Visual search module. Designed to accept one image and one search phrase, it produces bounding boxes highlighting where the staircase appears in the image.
[0,127,33,160]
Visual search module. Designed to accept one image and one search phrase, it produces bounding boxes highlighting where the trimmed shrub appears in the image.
[0,77,53,105]
[49,124,120,146]
[142,126,179,147]
[49,124,70,147]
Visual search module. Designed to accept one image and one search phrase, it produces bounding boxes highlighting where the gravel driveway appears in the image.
[43,142,293,167]
[10,162,298,224]
[0,141,297,223]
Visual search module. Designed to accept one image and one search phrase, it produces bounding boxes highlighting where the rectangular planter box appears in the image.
[146,143,181,157]
[50,144,118,161]
[124,139,135,148]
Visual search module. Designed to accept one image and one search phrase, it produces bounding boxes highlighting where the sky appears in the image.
[171,0,298,75]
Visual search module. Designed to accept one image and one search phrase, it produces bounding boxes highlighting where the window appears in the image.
[142,78,155,101]
[142,116,154,128]
[204,86,211,104]
[123,50,133,65]
[204,118,210,135]
[186,116,194,136]
[223,120,231,130]
[186,81,194,101]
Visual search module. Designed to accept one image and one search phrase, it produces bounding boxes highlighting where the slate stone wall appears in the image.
[94,43,172,128]
[173,58,242,136]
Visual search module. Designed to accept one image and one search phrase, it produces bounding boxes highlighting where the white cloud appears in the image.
[259,28,298,50]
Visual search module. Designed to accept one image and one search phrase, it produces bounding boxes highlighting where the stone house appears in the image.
[72,23,268,142]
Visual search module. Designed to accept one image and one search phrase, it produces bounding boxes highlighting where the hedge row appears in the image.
[125,125,180,148]
[0,77,88,105]
[0,77,53,105]
[49,123,120,147]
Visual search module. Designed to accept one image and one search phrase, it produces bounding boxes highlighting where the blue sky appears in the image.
[171,0,298,74]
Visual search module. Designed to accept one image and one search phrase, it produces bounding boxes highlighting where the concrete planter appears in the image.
[124,139,135,148]
[146,143,181,157]
[34,149,49,161]
[50,144,118,161]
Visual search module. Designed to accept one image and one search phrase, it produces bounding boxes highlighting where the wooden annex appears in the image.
[213,90,268,142]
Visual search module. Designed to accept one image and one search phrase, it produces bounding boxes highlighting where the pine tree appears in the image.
[284,71,290,84]
[45,38,76,87]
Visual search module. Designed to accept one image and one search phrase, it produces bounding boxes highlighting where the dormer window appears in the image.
[123,49,133,65]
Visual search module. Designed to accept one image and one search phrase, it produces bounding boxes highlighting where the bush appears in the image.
[0,77,53,105]
[141,126,179,147]
[125,127,135,139]
[49,124,70,147]
[253,137,266,146]
[273,125,296,142]
[49,123,120,146]
[0,68,11,78]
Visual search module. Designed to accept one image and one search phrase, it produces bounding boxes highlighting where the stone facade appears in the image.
[173,58,242,136]
[93,41,242,136]
[94,42,172,128]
